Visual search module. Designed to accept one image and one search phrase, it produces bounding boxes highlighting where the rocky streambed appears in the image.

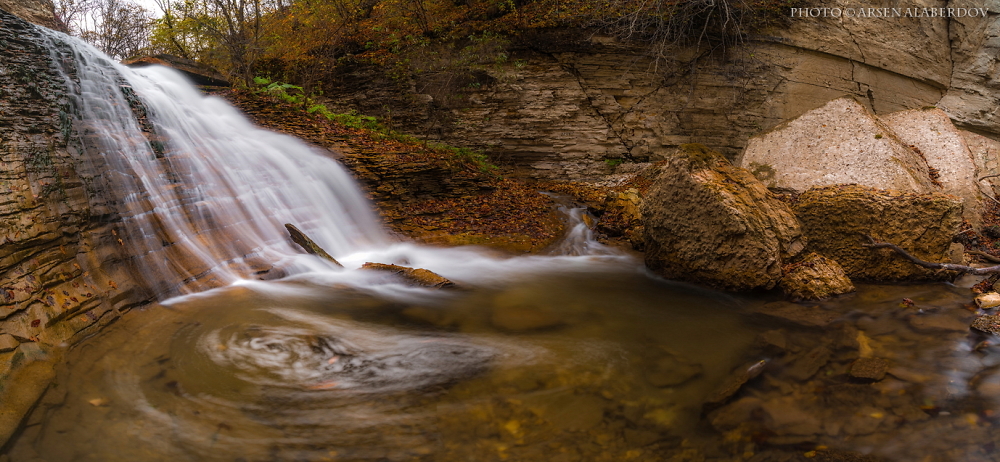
[4,257,1000,462]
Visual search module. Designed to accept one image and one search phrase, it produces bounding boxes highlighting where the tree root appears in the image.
[862,234,1000,275]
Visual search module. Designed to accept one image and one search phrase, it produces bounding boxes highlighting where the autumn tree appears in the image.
[54,0,153,60]
[150,0,290,84]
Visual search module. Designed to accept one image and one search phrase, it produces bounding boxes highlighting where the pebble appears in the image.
[971,314,1000,335]
[976,292,1000,309]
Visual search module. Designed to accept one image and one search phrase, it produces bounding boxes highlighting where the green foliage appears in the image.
[604,158,624,167]
[253,78,498,174]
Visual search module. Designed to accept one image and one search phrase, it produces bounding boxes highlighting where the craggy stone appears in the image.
[971,315,1000,335]
[0,9,156,377]
[642,144,805,291]
[850,358,889,382]
[360,262,456,289]
[785,346,832,381]
[751,301,837,328]
[779,252,855,301]
[794,184,963,282]
[703,360,767,410]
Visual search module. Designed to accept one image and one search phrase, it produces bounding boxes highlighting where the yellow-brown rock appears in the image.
[641,144,805,291]
[793,185,963,282]
[779,253,855,301]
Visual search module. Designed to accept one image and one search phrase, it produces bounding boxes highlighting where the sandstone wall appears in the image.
[320,0,1000,181]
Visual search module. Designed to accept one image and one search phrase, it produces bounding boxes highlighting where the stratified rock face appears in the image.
[321,7,956,181]
[0,1,60,30]
[739,97,937,194]
[793,185,963,282]
[938,0,1000,134]
[882,107,985,227]
[641,145,804,291]
[0,10,150,381]
[779,253,855,301]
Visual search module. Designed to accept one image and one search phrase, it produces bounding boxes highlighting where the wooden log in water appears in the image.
[285,223,343,267]
[361,262,456,289]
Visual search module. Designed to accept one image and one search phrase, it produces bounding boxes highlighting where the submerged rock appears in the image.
[645,352,703,388]
[703,360,767,411]
[793,184,963,282]
[641,144,805,291]
[849,357,889,382]
[360,263,456,289]
[751,301,838,328]
[784,346,832,381]
[490,288,564,332]
[779,252,855,301]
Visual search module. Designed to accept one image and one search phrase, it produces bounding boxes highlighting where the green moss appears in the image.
[678,143,725,168]
[749,162,776,182]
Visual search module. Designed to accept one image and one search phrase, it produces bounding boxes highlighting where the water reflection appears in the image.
[7,260,758,461]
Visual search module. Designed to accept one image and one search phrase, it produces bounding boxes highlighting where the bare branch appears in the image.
[862,234,1000,275]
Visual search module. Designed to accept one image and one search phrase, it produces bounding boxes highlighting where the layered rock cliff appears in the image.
[322,0,1000,181]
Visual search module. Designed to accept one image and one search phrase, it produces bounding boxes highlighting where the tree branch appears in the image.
[862,234,1000,275]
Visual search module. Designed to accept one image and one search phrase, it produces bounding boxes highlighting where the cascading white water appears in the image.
[39,29,390,295]
[36,29,630,299]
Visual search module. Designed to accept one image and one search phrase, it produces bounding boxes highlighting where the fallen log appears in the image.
[361,262,457,289]
[862,234,1000,275]
[285,223,343,267]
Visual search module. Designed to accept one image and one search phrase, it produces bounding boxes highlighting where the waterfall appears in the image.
[33,28,628,301]
[38,29,389,296]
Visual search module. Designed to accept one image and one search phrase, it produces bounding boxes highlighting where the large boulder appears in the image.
[882,107,986,227]
[793,185,963,282]
[641,144,805,291]
[739,97,937,194]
